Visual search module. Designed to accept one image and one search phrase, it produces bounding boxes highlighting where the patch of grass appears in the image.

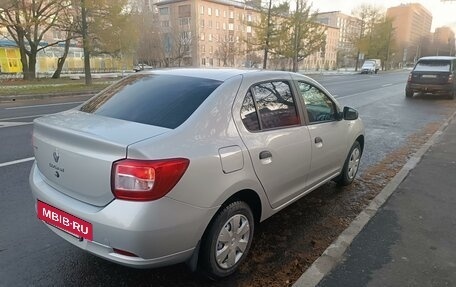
[0,80,114,96]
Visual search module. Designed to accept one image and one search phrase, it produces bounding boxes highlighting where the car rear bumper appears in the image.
[407,83,454,94]
[29,162,218,268]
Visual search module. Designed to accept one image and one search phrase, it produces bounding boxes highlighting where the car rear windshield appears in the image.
[80,74,222,129]
[414,60,451,72]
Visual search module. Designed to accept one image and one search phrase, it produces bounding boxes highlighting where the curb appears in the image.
[0,91,98,103]
[293,109,456,287]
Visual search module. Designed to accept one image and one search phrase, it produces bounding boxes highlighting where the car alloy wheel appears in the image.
[215,214,250,269]
[199,201,254,279]
[336,141,361,186]
[347,147,361,180]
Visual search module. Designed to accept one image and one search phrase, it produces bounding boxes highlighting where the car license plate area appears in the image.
[37,201,93,241]
[421,75,437,78]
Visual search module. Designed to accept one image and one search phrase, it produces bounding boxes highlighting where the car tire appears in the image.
[199,201,254,279]
[335,141,361,186]
[406,89,413,98]
[449,89,455,100]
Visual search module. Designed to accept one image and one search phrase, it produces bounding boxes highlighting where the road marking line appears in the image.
[0,122,33,128]
[0,114,48,121]
[337,83,400,99]
[5,101,84,110]
[0,157,35,168]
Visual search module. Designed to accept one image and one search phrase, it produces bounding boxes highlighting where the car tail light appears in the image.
[449,74,454,83]
[407,73,412,82]
[112,158,189,201]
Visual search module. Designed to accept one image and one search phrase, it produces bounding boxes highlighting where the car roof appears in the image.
[142,68,261,81]
[418,56,456,61]
[140,68,324,82]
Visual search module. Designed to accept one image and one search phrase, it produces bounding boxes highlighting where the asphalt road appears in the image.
[1,70,454,286]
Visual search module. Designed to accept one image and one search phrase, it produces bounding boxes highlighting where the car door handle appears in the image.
[315,137,323,144]
[259,151,272,160]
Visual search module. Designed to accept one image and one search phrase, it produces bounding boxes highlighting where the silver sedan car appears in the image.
[30,69,364,279]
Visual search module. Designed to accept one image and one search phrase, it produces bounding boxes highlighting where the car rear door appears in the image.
[234,75,312,209]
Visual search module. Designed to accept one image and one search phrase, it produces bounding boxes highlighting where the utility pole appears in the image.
[81,0,92,85]
[354,20,364,72]
[292,0,300,72]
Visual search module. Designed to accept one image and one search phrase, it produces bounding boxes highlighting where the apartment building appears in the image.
[315,11,361,51]
[301,25,340,71]
[433,26,455,56]
[386,3,432,63]
[156,0,260,68]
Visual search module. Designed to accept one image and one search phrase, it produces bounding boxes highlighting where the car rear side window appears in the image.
[414,60,451,72]
[240,91,260,131]
[240,81,299,131]
[80,74,222,129]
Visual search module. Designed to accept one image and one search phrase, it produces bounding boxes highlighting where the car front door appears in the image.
[235,78,312,209]
[296,81,349,189]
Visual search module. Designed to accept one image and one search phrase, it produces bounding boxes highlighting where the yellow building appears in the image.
[0,41,22,73]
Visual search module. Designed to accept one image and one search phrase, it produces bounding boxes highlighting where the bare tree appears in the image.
[215,33,237,67]
[275,0,326,72]
[0,0,71,79]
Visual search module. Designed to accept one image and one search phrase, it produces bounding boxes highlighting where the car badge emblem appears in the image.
[53,150,60,163]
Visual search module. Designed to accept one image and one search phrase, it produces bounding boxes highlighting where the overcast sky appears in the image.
[309,0,456,32]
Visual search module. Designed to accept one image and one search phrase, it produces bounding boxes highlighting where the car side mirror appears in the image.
[343,107,359,121]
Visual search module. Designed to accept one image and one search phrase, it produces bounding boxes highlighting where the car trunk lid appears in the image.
[32,110,170,207]
[411,71,451,85]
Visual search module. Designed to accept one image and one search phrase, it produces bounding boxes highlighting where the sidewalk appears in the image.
[300,117,456,286]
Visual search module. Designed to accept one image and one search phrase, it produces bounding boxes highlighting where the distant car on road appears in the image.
[30,69,364,279]
[406,56,456,99]
[133,63,154,72]
[365,59,381,74]
[360,61,376,74]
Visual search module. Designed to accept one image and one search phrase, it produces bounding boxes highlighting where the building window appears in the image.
[208,7,212,16]
[209,46,213,53]
[200,5,204,15]
[159,7,169,15]
[179,17,190,26]
[223,10,227,18]
[247,14,252,22]
[201,45,205,53]
[178,5,191,18]
[215,9,219,16]
[209,34,212,42]
[216,22,220,30]
[228,23,234,31]
[208,20,212,29]
[246,26,252,33]
[223,23,226,30]
[161,20,169,27]
[201,33,205,41]
[229,11,234,19]
[202,58,206,66]
[200,19,204,27]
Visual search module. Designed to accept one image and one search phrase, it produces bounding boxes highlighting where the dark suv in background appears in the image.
[406,56,456,99]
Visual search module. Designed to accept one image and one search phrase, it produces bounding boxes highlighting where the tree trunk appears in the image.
[17,32,31,80]
[52,38,71,79]
[27,53,37,80]
[262,0,272,69]
[81,0,92,85]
